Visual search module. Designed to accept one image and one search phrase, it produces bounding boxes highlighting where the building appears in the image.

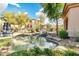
[62,3,79,37]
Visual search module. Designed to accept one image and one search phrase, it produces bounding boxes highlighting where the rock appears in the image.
[76,45,79,48]
[55,46,67,51]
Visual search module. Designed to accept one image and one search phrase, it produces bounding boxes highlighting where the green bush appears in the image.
[8,47,79,56]
[42,48,52,56]
[76,37,79,42]
[9,47,53,56]
[9,47,42,56]
[64,50,77,56]
[50,28,53,32]
[58,30,68,39]
[35,28,39,32]
[30,29,34,33]
[52,49,65,56]
[9,50,28,56]
[28,47,43,56]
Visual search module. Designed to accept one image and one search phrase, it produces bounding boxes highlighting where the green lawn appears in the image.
[0,38,12,48]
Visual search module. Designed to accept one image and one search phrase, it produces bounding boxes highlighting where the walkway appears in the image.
[12,31,42,37]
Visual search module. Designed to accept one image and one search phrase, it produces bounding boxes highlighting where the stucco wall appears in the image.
[67,7,79,37]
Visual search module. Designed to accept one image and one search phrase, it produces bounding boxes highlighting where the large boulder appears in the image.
[54,46,67,51]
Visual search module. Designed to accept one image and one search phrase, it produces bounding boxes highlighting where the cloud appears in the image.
[36,11,45,17]
[36,8,50,24]
[0,3,20,14]
[36,8,47,18]
[39,8,43,12]
[18,11,28,14]
[10,3,20,8]
[14,11,28,16]
[36,12,41,16]
[36,8,44,16]
[44,17,49,24]
[0,3,8,13]
[24,12,28,15]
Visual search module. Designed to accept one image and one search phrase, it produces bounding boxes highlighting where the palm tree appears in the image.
[41,3,64,35]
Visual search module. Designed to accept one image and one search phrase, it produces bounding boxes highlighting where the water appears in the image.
[13,34,58,51]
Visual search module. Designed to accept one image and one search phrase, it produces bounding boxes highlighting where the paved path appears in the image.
[0,37,12,39]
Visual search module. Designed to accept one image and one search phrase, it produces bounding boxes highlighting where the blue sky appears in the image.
[5,3,42,19]
[0,3,63,25]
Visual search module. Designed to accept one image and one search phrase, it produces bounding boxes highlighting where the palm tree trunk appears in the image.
[56,19,58,36]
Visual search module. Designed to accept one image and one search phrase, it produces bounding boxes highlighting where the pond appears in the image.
[13,34,58,51]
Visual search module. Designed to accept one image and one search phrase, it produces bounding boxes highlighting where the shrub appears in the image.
[52,49,65,56]
[58,30,68,39]
[28,47,43,56]
[43,48,52,56]
[9,50,28,56]
[76,37,79,42]
[50,28,53,32]
[9,47,53,56]
[9,47,79,56]
[30,29,34,33]
[64,49,77,56]
[35,28,39,32]
[9,47,43,56]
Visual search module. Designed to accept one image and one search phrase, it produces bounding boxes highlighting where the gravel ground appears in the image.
[58,37,79,52]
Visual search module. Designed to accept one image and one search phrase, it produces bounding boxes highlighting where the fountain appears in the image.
[0,22,12,37]
[13,34,58,51]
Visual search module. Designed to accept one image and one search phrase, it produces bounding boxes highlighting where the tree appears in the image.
[16,12,30,30]
[3,12,17,25]
[2,11,30,32]
[2,12,18,32]
[38,12,45,23]
[36,11,46,32]
[41,3,64,35]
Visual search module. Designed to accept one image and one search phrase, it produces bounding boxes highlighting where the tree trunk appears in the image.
[56,19,58,36]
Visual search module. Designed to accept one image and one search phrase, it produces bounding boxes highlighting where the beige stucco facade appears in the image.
[67,7,79,37]
[63,3,79,37]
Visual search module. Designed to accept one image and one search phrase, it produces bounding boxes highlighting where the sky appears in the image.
[0,3,63,25]
[4,3,42,19]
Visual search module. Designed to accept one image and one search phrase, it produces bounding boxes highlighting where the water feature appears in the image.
[13,34,58,51]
